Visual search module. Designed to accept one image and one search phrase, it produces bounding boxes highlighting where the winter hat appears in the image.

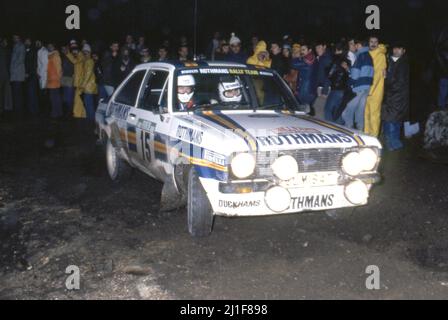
[283,44,292,50]
[229,33,241,46]
[82,44,91,53]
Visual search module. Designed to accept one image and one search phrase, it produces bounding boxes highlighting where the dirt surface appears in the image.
[1,118,448,300]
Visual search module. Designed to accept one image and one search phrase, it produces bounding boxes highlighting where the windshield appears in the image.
[174,67,302,113]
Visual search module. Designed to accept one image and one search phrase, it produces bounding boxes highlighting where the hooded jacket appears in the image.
[80,55,98,95]
[10,42,26,82]
[47,51,62,89]
[364,44,387,137]
[66,52,86,88]
[382,54,409,122]
[247,41,272,68]
[349,46,374,93]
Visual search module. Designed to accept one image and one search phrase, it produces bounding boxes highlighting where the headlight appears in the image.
[271,155,299,181]
[342,152,363,176]
[231,153,256,179]
[359,148,379,172]
[265,186,291,212]
[344,180,369,205]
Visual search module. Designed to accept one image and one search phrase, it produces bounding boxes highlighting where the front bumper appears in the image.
[201,174,380,217]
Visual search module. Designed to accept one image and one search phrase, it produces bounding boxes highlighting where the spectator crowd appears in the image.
[0,31,445,152]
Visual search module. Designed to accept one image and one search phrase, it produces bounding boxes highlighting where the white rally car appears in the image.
[96,61,382,237]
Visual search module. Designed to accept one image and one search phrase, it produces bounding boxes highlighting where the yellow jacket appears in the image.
[81,56,98,95]
[66,52,85,88]
[247,41,272,68]
[369,44,387,96]
[365,44,387,137]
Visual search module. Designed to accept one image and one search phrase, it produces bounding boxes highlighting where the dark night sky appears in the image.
[0,0,447,52]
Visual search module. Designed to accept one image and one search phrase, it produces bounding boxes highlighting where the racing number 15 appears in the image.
[140,131,151,163]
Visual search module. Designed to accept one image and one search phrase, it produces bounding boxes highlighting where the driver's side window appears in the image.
[139,70,169,112]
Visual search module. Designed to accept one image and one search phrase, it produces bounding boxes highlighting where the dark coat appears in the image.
[271,53,288,77]
[328,57,350,91]
[313,51,333,95]
[0,46,10,82]
[25,47,38,79]
[382,54,410,122]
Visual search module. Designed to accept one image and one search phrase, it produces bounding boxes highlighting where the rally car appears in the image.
[95,61,382,237]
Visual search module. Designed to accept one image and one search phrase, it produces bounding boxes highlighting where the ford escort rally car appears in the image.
[95,61,382,237]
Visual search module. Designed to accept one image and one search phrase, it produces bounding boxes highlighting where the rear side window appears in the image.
[114,70,146,106]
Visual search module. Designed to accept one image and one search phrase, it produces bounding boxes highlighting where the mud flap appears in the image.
[159,175,187,213]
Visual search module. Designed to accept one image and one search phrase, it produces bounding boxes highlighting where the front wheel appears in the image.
[106,138,132,182]
[187,167,214,237]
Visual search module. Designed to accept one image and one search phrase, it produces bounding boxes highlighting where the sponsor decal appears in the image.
[203,149,227,167]
[180,69,200,75]
[137,119,156,132]
[176,125,204,145]
[291,194,335,210]
[219,200,261,209]
[271,127,321,135]
[199,68,230,74]
[256,133,357,146]
[228,68,260,76]
[107,103,131,120]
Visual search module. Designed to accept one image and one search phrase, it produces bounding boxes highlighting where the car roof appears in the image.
[134,60,269,72]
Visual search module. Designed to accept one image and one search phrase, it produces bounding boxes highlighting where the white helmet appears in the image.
[218,79,243,103]
[177,75,196,104]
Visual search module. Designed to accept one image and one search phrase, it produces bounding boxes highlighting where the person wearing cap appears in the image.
[177,75,196,111]
[382,43,409,151]
[228,33,248,64]
[79,44,98,121]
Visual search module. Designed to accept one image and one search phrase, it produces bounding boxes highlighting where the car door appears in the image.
[131,68,171,179]
[109,69,148,164]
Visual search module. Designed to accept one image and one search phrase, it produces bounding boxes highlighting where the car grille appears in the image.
[256,148,345,177]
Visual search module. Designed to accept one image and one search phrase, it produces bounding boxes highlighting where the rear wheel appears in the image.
[106,138,132,182]
[187,167,214,237]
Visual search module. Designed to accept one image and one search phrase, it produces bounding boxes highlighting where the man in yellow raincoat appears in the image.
[65,45,86,118]
[247,41,272,104]
[247,41,272,68]
[365,36,387,137]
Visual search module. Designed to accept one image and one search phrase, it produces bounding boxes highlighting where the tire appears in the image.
[105,138,132,182]
[187,167,214,237]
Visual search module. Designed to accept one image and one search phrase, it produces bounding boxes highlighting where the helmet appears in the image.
[177,75,196,104]
[218,79,242,103]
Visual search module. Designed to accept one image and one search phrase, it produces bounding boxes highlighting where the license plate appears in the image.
[282,172,340,188]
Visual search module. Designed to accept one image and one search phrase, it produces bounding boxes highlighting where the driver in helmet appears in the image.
[177,75,196,111]
[218,77,243,104]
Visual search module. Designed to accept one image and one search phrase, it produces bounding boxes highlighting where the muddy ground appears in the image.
[1,117,448,300]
